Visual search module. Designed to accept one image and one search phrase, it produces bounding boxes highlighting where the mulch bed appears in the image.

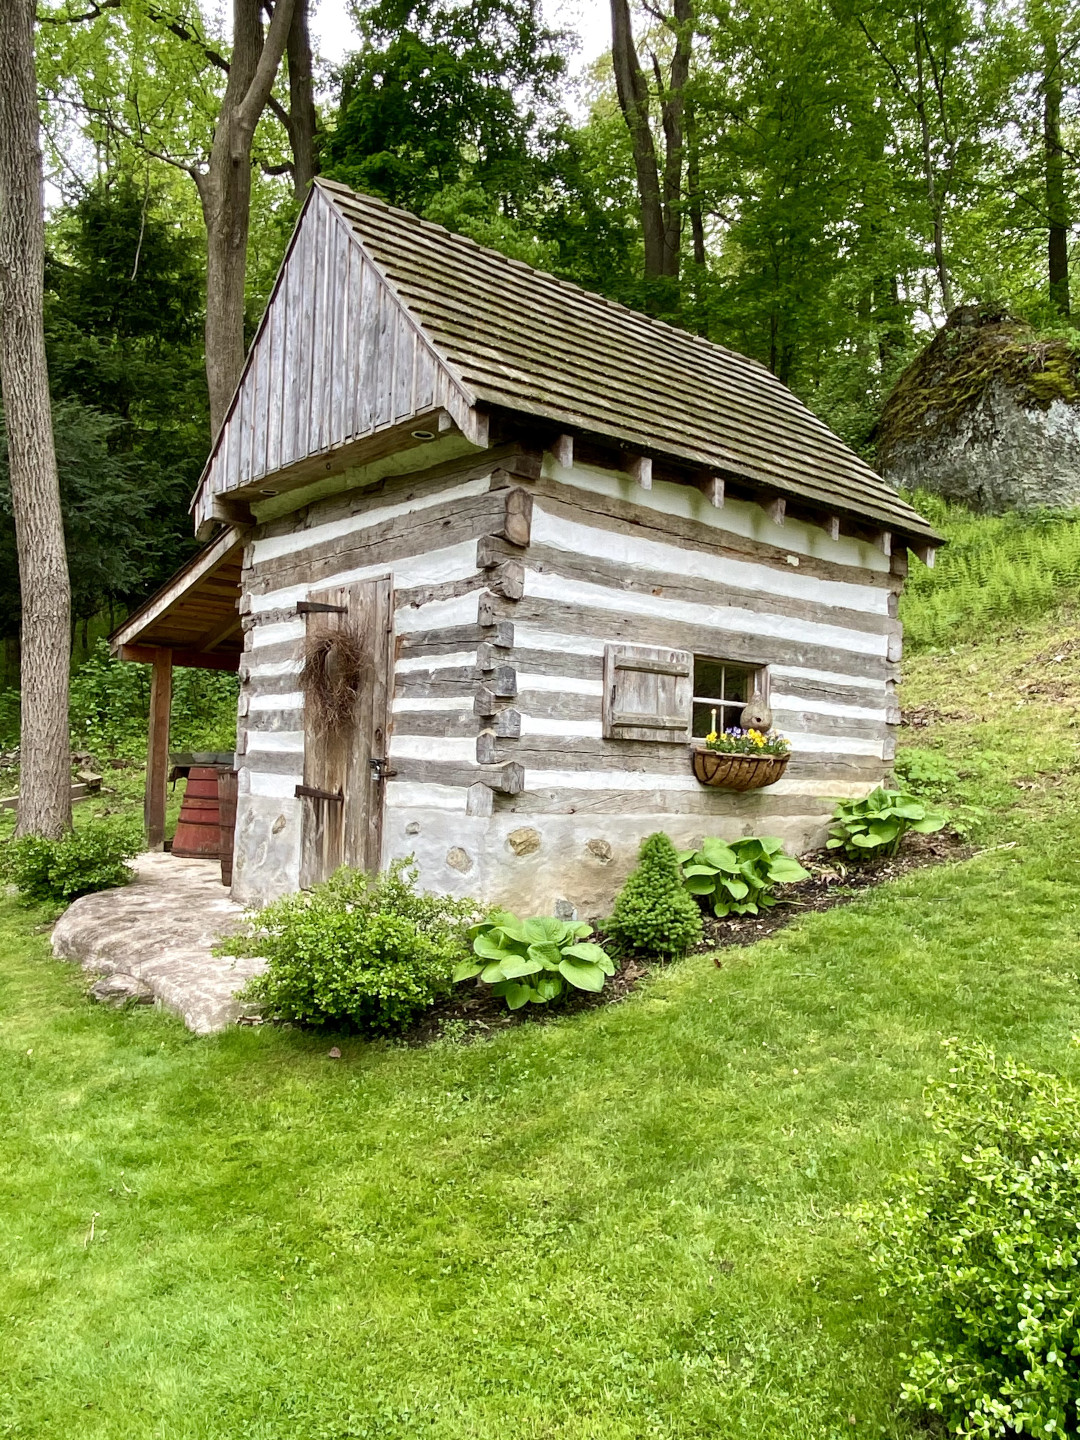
[407,829,970,1045]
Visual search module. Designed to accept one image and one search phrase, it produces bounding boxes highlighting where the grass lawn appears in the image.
[4,615,1080,1438]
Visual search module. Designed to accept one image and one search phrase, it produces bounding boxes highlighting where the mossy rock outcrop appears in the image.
[877,306,1080,512]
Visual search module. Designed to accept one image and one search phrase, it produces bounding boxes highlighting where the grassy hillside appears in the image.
[3,505,1080,1438]
[901,490,1080,650]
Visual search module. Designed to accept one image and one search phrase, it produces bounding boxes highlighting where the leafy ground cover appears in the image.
[4,606,1080,1436]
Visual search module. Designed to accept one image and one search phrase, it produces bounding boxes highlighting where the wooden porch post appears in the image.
[144,648,173,850]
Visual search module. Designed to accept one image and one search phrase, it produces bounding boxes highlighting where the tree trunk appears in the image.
[685,95,706,270]
[913,32,953,315]
[0,0,73,837]
[610,0,666,279]
[198,0,298,436]
[1044,26,1070,316]
[286,0,317,203]
[657,0,693,279]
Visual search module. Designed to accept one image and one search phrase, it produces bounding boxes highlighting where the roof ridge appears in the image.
[325,179,765,373]
[315,178,937,541]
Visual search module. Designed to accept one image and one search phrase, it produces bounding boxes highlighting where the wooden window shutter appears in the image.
[602,644,693,743]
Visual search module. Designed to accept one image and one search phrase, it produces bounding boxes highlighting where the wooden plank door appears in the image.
[298,575,393,888]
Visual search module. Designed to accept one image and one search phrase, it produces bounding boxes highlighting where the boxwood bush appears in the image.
[2,817,141,903]
[867,1043,1080,1438]
[229,860,476,1034]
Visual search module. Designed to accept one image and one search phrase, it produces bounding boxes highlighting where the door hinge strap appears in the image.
[294,784,345,802]
[296,601,348,615]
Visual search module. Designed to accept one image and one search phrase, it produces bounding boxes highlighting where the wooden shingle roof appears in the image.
[316,178,938,545]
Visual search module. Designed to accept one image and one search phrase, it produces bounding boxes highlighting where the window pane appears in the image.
[694,657,727,700]
[692,699,747,737]
[725,669,750,703]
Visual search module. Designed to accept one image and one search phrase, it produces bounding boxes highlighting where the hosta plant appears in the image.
[454,912,615,1009]
[677,836,810,917]
[827,787,947,860]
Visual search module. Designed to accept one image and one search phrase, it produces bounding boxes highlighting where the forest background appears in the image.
[2,0,1078,688]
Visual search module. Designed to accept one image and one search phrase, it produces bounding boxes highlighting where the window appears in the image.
[691,658,766,737]
[601,646,769,743]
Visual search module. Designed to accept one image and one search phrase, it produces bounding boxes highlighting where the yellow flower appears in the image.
[705,731,717,744]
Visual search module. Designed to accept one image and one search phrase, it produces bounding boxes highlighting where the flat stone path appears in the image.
[52,852,262,1034]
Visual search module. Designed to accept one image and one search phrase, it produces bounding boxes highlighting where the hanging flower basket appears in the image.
[690,721,792,791]
[690,745,790,791]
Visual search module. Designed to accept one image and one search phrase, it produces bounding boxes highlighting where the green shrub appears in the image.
[230,860,475,1033]
[454,912,615,1009]
[827,787,947,860]
[867,1044,1080,1438]
[1,817,141,903]
[894,747,959,797]
[65,640,239,758]
[677,836,809,917]
[606,832,703,959]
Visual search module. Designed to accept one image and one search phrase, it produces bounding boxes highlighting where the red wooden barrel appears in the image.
[171,766,222,859]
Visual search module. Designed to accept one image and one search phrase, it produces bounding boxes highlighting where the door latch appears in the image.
[369,757,396,781]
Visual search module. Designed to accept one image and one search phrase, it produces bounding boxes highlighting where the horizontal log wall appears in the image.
[440,456,901,916]
[230,445,904,912]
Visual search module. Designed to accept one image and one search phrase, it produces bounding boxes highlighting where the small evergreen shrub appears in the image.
[229,861,475,1034]
[2,817,141,903]
[827,787,947,860]
[678,836,809,916]
[867,1044,1080,1438]
[606,832,703,959]
[454,911,615,1009]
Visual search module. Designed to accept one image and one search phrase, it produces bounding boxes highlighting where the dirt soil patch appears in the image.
[406,830,970,1045]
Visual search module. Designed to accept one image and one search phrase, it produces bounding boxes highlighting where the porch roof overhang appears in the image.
[109,526,246,671]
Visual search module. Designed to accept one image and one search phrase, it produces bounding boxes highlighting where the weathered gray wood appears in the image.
[476,639,513,671]
[299,583,349,888]
[299,574,393,887]
[602,644,693,744]
[492,535,894,638]
[522,476,895,590]
[192,186,480,534]
[144,649,172,851]
[765,497,786,526]
[249,493,504,594]
[389,759,523,792]
[493,707,521,738]
[626,454,652,489]
[475,533,518,571]
[476,730,496,765]
[499,789,851,818]
[466,782,495,817]
[697,474,724,507]
[500,487,533,547]
[489,665,517,698]
[489,451,543,482]
[550,434,574,467]
[476,593,892,681]
[483,736,885,774]
[488,562,524,600]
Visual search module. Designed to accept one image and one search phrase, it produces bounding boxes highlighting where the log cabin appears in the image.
[111,177,941,916]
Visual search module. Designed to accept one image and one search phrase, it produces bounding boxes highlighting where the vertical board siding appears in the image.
[195,188,475,533]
